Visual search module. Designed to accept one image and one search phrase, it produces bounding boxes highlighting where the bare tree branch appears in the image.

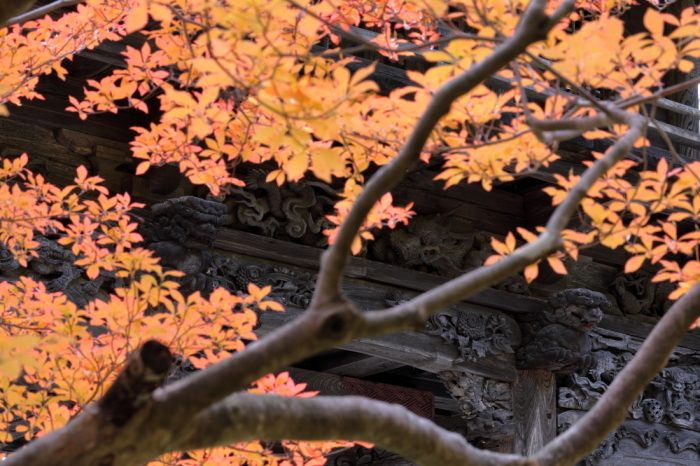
[2,0,81,27]
[535,280,700,466]
[2,340,174,466]
[178,394,532,466]
[527,112,614,143]
[3,3,688,466]
[5,9,582,463]
[361,112,645,336]
[178,273,700,466]
[620,74,700,109]
[312,0,571,304]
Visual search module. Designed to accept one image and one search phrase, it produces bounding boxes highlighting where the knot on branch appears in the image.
[98,340,172,427]
[312,300,365,342]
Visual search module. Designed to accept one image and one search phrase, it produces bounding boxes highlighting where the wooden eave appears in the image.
[4,12,700,437]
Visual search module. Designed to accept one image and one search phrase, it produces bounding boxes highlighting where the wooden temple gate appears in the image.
[3,1,700,464]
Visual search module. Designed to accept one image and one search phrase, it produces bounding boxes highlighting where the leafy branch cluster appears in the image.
[1,1,700,466]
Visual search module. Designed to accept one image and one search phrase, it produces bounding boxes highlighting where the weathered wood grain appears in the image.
[664,0,699,159]
[599,315,700,352]
[214,228,545,314]
[257,306,518,381]
[324,355,405,377]
[7,74,149,143]
[400,171,524,218]
[511,370,556,456]
[392,184,519,236]
[286,367,437,420]
[560,410,700,466]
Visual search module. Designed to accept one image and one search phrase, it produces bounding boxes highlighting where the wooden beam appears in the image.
[402,171,524,218]
[213,228,545,314]
[651,120,700,151]
[215,235,519,383]
[510,370,556,456]
[391,185,520,236]
[290,365,460,412]
[657,97,700,121]
[286,368,436,419]
[599,315,700,352]
[257,307,517,382]
[323,354,405,377]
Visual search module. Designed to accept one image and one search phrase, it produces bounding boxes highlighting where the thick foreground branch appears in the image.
[178,394,533,466]
[177,279,700,466]
[3,2,692,466]
[2,92,651,466]
[362,111,645,336]
[3,340,173,466]
[535,280,700,465]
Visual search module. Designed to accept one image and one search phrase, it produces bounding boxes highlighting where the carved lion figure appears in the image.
[516,289,609,375]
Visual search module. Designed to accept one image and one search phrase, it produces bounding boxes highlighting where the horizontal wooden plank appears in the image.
[323,355,405,377]
[651,120,700,150]
[215,247,519,380]
[400,171,524,218]
[256,299,517,382]
[214,228,545,313]
[392,185,519,236]
[599,315,700,352]
[657,97,700,121]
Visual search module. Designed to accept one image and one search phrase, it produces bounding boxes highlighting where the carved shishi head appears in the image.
[546,288,609,332]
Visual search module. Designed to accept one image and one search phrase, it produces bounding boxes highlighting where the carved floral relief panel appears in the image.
[559,327,700,432]
[559,412,700,466]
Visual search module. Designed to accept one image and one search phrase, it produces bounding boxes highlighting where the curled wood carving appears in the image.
[610,271,676,322]
[516,289,608,374]
[141,196,229,296]
[559,412,700,466]
[0,235,104,307]
[233,264,317,309]
[424,308,516,362]
[438,371,514,441]
[560,352,700,431]
[371,214,530,293]
[225,169,336,247]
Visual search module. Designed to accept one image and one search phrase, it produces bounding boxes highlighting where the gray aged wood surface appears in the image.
[213,228,544,314]
[511,370,556,456]
[560,410,700,465]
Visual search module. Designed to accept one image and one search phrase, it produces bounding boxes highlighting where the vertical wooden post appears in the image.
[511,370,557,456]
[665,0,699,159]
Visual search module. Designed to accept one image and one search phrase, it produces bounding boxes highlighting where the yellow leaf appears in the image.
[422,51,453,63]
[135,161,151,175]
[333,66,351,92]
[505,232,516,252]
[625,255,646,273]
[523,263,539,283]
[311,148,344,183]
[547,257,568,275]
[124,3,149,33]
[678,59,695,73]
[516,227,538,243]
[582,130,614,140]
[350,62,377,88]
[149,3,173,23]
[483,255,502,266]
[351,236,362,255]
[285,152,308,181]
[259,301,285,312]
[644,8,664,36]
